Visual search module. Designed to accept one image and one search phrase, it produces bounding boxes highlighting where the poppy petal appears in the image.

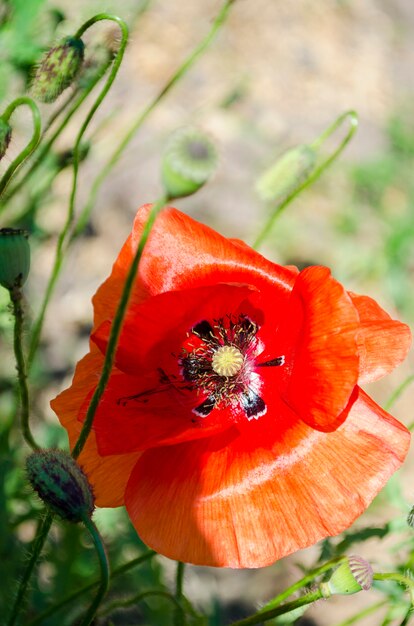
[124,388,409,568]
[91,283,259,376]
[282,266,360,432]
[350,293,412,384]
[50,349,140,507]
[78,366,233,456]
[92,205,297,331]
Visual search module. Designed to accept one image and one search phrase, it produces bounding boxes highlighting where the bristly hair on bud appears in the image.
[0,228,30,291]
[0,117,12,161]
[407,505,414,528]
[161,127,218,199]
[31,36,85,103]
[26,449,95,523]
[256,144,316,204]
[320,555,373,598]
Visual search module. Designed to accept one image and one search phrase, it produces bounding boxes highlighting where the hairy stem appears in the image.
[7,511,53,626]
[10,286,39,450]
[72,0,237,238]
[78,515,109,626]
[71,195,168,459]
[230,589,322,626]
[0,97,41,199]
[26,550,156,626]
[27,15,129,370]
[253,110,358,250]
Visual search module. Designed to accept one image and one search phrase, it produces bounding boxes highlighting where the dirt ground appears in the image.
[22,0,414,624]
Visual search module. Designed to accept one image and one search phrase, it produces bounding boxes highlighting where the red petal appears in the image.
[78,367,232,456]
[91,283,260,375]
[92,205,297,330]
[124,388,409,568]
[282,266,360,432]
[350,293,412,384]
[50,349,140,507]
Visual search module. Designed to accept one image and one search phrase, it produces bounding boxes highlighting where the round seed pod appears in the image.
[0,229,30,290]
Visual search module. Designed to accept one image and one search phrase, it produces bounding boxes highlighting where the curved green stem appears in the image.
[230,588,323,626]
[333,601,387,626]
[253,110,358,250]
[72,0,237,239]
[0,97,41,198]
[27,15,128,371]
[10,286,39,450]
[7,511,53,626]
[26,550,156,626]
[260,556,346,610]
[374,572,414,605]
[100,590,185,619]
[78,515,109,626]
[384,374,414,413]
[174,562,186,626]
[71,194,168,459]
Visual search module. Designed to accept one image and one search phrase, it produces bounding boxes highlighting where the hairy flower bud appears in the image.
[161,127,217,198]
[320,556,373,598]
[256,144,316,204]
[26,449,95,523]
[0,229,30,290]
[31,36,85,103]
[0,117,12,160]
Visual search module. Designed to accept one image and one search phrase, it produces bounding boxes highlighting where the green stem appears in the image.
[72,0,237,239]
[0,97,41,198]
[78,515,109,626]
[333,601,387,626]
[71,194,168,459]
[374,572,414,605]
[174,562,185,626]
[261,556,346,609]
[230,589,323,626]
[26,550,156,626]
[10,286,39,450]
[27,15,128,371]
[100,590,185,619]
[253,110,358,250]
[7,511,54,626]
[384,374,414,413]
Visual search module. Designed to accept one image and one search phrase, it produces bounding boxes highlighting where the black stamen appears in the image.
[193,395,217,417]
[241,390,266,420]
[192,320,215,341]
[257,356,285,367]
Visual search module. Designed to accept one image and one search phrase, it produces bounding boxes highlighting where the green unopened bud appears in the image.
[320,556,373,598]
[0,117,12,160]
[408,506,414,528]
[26,449,95,523]
[161,127,217,199]
[31,36,85,103]
[256,144,316,204]
[0,229,30,290]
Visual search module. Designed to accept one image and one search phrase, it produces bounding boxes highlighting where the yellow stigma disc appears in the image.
[212,345,244,377]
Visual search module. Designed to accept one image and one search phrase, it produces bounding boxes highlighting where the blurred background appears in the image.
[1,0,414,624]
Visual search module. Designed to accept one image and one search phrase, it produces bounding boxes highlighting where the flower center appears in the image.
[211,345,244,377]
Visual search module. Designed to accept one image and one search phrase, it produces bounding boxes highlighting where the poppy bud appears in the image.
[161,127,217,199]
[0,117,12,160]
[407,505,414,528]
[320,556,373,598]
[0,229,30,291]
[256,144,316,204]
[26,449,95,523]
[31,36,85,103]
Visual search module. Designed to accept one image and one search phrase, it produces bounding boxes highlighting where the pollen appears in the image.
[212,345,244,377]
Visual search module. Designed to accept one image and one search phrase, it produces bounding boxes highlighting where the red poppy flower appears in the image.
[52,205,411,568]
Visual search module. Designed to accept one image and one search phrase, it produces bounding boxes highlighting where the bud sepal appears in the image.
[0,228,30,291]
[26,449,95,523]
